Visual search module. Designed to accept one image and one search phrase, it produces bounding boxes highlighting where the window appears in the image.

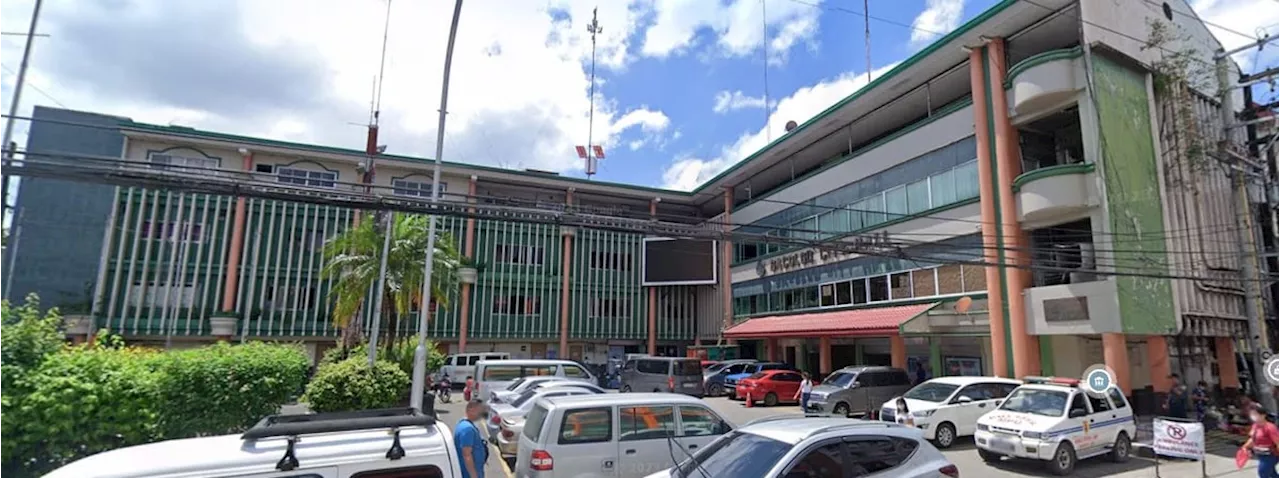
[868,275,889,302]
[149,153,219,172]
[787,442,845,478]
[351,466,445,478]
[141,221,204,243]
[937,264,964,294]
[392,178,446,197]
[1107,388,1129,409]
[636,360,667,374]
[906,178,930,214]
[679,406,727,437]
[128,282,197,308]
[1070,393,1090,416]
[590,297,631,319]
[495,244,545,265]
[912,269,936,297]
[884,186,907,218]
[852,278,868,304]
[590,251,633,271]
[492,296,540,315]
[1087,392,1112,412]
[277,167,337,188]
[559,407,612,444]
[481,364,555,381]
[819,283,836,307]
[676,431,792,478]
[524,405,549,441]
[955,384,995,401]
[835,280,853,305]
[930,168,957,205]
[295,229,326,251]
[846,437,918,475]
[889,272,912,299]
[955,160,980,199]
[773,372,803,382]
[270,286,317,311]
[563,365,589,378]
[619,406,675,442]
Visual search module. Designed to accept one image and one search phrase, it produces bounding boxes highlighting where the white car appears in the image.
[974,376,1136,476]
[879,376,1022,448]
[490,376,572,404]
[486,382,606,453]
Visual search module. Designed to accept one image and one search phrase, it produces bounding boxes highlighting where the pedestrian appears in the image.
[914,362,928,385]
[1166,374,1189,419]
[463,375,474,402]
[1192,380,1210,422]
[454,399,490,478]
[794,372,813,412]
[895,397,914,427]
[1241,404,1279,478]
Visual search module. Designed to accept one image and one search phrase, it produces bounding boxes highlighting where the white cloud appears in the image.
[641,0,822,64]
[712,90,769,113]
[661,63,900,191]
[910,0,965,47]
[1189,0,1279,70]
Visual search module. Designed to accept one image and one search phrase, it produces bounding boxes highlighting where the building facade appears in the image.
[6,0,1271,398]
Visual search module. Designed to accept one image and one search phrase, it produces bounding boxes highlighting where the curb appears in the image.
[491,443,514,478]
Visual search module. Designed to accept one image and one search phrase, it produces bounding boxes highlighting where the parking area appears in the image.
[437,393,1256,478]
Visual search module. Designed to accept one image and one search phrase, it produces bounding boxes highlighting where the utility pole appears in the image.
[365,0,395,367]
[582,7,603,179]
[2,0,44,219]
[1217,44,1278,413]
[411,0,464,411]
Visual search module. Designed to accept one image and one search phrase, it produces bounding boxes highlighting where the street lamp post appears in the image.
[411,0,464,411]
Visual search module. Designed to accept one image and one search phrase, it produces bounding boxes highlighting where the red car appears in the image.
[734,370,805,407]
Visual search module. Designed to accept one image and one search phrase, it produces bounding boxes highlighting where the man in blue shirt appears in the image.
[454,399,489,478]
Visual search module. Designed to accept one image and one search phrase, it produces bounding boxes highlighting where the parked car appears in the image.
[643,416,958,478]
[806,365,913,417]
[723,362,792,399]
[620,356,705,397]
[879,376,1022,448]
[437,352,509,384]
[488,382,606,456]
[702,359,757,397]
[489,376,571,404]
[515,393,734,478]
[735,370,806,407]
[474,359,596,401]
[45,408,461,478]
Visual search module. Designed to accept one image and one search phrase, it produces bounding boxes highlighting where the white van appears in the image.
[438,352,510,382]
[515,393,733,478]
[44,408,460,478]
[474,359,595,401]
[878,376,1022,448]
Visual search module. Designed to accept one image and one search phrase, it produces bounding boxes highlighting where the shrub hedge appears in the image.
[302,357,410,413]
[318,337,446,377]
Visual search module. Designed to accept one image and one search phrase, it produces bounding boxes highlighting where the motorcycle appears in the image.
[433,375,453,404]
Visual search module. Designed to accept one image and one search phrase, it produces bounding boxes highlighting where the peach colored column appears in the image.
[1147,336,1173,393]
[968,47,1010,377]
[648,199,659,356]
[1216,337,1241,389]
[559,189,576,357]
[458,176,478,352]
[890,335,908,370]
[721,187,735,342]
[221,152,254,312]
[986,38,1040,377]
[819,336,833,375]
[1102,333,1132,394]
[766,338,778,362]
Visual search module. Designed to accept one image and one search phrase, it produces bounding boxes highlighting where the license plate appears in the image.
[992,437,1018,452]
[683,383,697,388]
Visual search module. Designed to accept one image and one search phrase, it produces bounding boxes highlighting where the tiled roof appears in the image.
[724,303,938,338]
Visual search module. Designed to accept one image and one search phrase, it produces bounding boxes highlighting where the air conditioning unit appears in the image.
[1069,242,1096,283]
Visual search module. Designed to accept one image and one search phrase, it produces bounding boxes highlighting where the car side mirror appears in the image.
[1069,408,1088,419]
[850,382,861,389]
[956,396,973,404]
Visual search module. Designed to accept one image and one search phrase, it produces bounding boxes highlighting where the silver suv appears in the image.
[807,366,913,417]
[644,416,957,478]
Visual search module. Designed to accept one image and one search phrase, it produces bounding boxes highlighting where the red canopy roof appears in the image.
[723,303,937,339]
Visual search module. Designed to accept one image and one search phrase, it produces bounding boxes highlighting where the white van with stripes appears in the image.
[973,376,1136,476]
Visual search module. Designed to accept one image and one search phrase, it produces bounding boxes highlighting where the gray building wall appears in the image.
[4,106,123,310]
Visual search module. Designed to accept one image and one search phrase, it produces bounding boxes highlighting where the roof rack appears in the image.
[242,407,437,471]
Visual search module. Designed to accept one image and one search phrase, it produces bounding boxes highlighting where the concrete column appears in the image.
[929,337,943,379]
[721,187,734,342]
[1102,333,1132,394]
[890,335,908,370]
[766,338,778,362]
[1147,336,1173,393]
[220,151,254,312]
[558,189,575,357]
[1215,337,1241,389]
[459,176,478,352]
[648,199,659,356]
[986,37,1040,378]
[968,47,1010,378]
[819,336,832,375]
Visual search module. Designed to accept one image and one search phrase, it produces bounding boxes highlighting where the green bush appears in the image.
[303,358,410,413]
[152,342,309,438]
[1,294,66,396]
[318,338,446,377]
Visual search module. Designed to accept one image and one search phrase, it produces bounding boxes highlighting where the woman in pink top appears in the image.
[1242,404,1279,478]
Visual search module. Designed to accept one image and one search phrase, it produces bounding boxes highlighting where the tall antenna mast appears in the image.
[578,7,604,178]
[762,0,771,143]
[863,0,871,83]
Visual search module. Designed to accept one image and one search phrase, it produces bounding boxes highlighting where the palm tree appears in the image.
[322,212,463,353]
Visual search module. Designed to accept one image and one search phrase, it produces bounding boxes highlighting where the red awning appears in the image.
[724,303,938,339]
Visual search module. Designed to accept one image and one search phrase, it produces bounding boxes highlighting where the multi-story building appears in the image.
[6,0,1270,399]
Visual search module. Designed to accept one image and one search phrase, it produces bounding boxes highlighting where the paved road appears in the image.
[436,393,1258,478]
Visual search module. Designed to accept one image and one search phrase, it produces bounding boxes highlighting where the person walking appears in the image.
[1192,380,1210,422]
[895,397,914,427]
[1242,404,1279,478]
[794,372,814,413]
[1166,374,1189,419]
[454,399,490,478]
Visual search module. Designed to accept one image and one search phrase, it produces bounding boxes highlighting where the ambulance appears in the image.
[973,376,1137,476]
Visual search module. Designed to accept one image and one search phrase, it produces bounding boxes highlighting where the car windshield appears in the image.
[903,382,961,402]
[512,389,540,408]
[505,377,527,391]
[999,388,1069,417]
[676,431,791,478]
[705,363,729,374]
[677,360,703,375]
[823,371,856,387]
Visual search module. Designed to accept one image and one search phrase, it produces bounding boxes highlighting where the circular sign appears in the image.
[1265,356,1280,386]
[1167,424,1187,440]
[1085,363,1116,392]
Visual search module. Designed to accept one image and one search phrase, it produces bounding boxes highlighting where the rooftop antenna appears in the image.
[363,0,396,367]
[762,0,771,143]
[863,0,871,83]
[362,0,393,181]
[577,7,604,179]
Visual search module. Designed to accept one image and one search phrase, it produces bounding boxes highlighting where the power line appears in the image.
[0,65,63,108]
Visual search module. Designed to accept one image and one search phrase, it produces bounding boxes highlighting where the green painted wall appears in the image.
[1091,54,1178,335]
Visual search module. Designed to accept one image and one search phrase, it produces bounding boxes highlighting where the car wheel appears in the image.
[978,448,1001,463]
[728,389,739,400]
[933,422,956,449]
[833,402,850,417]
[1110,432,1131,463]
[620,385,631,393]
[708,384,723,396]
[764,392,779,407]
[1047,442,1077,476]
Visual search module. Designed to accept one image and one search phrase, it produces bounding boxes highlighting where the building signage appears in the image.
[756,232,892,276]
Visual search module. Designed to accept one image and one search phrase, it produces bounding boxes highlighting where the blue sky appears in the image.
[0,0,1276,196]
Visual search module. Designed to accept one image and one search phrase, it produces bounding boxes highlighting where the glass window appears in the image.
[835,280,853,305]
[1000,388,1069,417]
[1070,393,1090,415]
[563,365,589,378]
[818,210,845,235]
[904,382,961,402]
[820,283,836,307]
[637,360,667,374]
[620,406,676,442]
[868,276,889,302]
[392,179,446,197]
[889,272,912,300]
[852,279,869,304]
[675,431,791,478]
[937,264,964,294]
[912,269,937,297]
[559,407,612,444]
[854,195,884,228]
[277,167,337,188]
[525,365,556,376]
[788,442,846,477]
[930,168,957,205]
[906,178,931,214]
[1108,388,1129,409]
[885,186,908,219]
[955,160,980,199]
[482,365,523,381]
[1087,392,1112,412]
[679,406,728,437]
[847,437,919,475]
[352,466,445,478]
[962,265,987,292]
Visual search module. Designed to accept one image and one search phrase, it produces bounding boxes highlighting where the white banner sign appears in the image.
[1152,418,1205,460]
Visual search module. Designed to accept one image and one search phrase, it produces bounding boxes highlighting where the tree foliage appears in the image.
[319,337,446,377]
[1,294,65,396]
[302,357,410,413]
